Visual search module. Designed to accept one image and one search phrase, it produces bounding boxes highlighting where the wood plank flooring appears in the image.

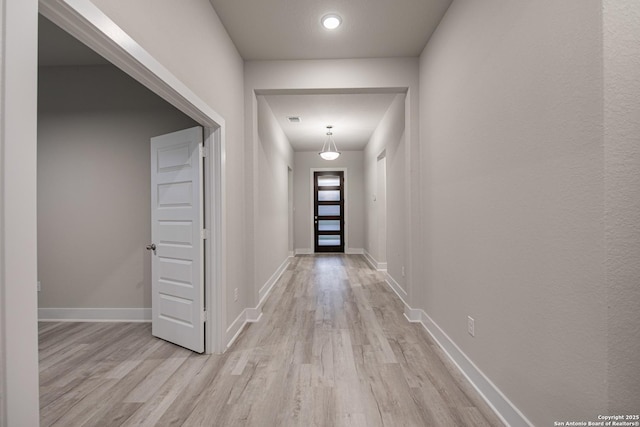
[39,254,504,427]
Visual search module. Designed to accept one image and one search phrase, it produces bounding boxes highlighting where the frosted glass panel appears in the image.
[318,205,340,216]
[318,235,341,246]
[318,190,340,201]
[317,175,340,187]
[318,220,340,231]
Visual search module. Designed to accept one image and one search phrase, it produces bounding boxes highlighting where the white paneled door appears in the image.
[149,127,205,353]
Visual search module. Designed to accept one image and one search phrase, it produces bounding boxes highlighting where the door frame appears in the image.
[38,0,227,355]
[288,166,294,257]
[310,167,348,253]
[376,150,387,268]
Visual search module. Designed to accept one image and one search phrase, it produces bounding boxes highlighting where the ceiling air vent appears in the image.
[287,116,302,123]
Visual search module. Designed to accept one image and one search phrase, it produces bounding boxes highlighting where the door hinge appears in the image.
[201,310,207,323]
[199,145,208,158]
[201,229,210,240]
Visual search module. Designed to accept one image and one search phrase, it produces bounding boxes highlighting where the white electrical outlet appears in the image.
[37,281,41,292]
[467,316,475,337]
[234,288,238,302]
[401,266,405,277]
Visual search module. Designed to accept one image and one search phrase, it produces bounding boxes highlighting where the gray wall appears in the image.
[91,0,247,329]
[38,65,197,309]
[419,0,606,424]
[363,94,407,290]
[255,96,294,295]
[293,151,364,253]
[603,0,640,412]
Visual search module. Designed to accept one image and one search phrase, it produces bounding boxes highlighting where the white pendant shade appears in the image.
[320,151,340,161]
[319,127,341,160]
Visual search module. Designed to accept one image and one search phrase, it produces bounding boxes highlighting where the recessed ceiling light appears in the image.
[321,14,342,30]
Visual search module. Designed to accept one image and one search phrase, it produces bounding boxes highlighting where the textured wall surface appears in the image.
[603,0,640,412]
[419,0,606,424]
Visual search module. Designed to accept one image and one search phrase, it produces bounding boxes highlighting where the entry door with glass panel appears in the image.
[314,171,345,253]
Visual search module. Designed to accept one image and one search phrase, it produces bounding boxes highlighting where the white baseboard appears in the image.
[38,307,151,322]
[244,307,262,322]
[384,272,407,304]
[295,248,364,256]
[384,287,532,427]
[225,256,290,349]
[225,309,248,349]
[363,250,387,271]
[259,257,291,302]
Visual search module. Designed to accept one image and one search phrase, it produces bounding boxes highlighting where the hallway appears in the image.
[39,255,502,426]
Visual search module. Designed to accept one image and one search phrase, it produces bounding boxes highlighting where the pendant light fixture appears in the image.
[319,126,341,160]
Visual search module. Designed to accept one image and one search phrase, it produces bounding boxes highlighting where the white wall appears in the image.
[363,94,407,287]
[0,0,40,425]
[419,0,606,424]
[603,0,640,412]
[38,65,197,311]
[293,151,364,253]
[255,96,294,297]
[89,0,247,331]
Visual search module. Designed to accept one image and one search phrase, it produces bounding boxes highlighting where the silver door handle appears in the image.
[146,244,156,252]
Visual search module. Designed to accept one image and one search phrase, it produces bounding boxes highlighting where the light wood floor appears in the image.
[39,254,504,427]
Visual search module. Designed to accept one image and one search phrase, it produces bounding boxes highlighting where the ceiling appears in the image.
[209,0,453,60]
[263,93,400,151]
[39,0,447,151]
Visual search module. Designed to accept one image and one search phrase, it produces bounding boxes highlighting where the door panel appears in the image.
[150,126,204,353]
[314,171,345,253]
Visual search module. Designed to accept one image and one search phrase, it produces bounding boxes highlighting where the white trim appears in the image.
[225,309,247,348]
[2,2,40,424]
[363,250,387,271]
[207,126,227,354]
[225,308,264,349]
[39,0,227,354]
[38,308,151,322]
[244,307,262,323]
[384,284,533,427]
[295,248,363,256]
[259,256,291,302]
[384,272,407,304]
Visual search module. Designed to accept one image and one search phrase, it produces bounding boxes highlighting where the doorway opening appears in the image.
[288,166,294,257]
[377,151,387,268]
[37,4,226,355]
